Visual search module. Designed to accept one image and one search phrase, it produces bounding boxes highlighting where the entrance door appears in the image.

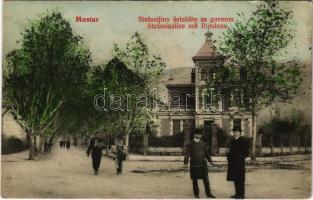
[203,121,213,152]
[203,120,218,155]
[173,120,181,135]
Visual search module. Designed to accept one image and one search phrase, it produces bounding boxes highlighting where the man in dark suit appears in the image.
[87,132,105,175]
[184,129,216,198]
[227,126,250,199]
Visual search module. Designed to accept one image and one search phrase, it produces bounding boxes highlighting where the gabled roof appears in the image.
[192,30,223,61]
[163,67,195,87]
[165,78,194,88]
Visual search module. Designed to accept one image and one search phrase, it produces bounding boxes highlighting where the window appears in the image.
[209,69,216,80]
[200,69,208,81]
[233,118,241,129]
[173,120,181,135]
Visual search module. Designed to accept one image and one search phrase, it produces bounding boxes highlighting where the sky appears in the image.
[3,1,312,68]
[2,1,312,119]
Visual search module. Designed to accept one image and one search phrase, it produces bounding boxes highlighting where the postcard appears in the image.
[2,1,312,199]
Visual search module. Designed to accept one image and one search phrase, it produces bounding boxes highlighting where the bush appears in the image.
[2,135,28,155]
[129,131,143,154]
[148,133,184,147]
[259,110,311,147]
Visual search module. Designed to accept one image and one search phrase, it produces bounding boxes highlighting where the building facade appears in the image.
[155,30,254,154]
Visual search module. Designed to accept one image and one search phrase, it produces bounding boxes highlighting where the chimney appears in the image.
[191,68,195,83]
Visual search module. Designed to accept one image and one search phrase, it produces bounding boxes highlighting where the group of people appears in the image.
[86,132,126,175]
[85,128,249,199]
[184,127,250,199]
[59,140,71,149]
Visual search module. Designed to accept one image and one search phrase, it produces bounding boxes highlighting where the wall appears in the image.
[2,112,26,140]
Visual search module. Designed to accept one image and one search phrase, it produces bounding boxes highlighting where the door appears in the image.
[203,121,213,153]
[203,120,218,155]
[173,120,181,135]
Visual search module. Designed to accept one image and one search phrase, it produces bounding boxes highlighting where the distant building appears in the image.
[155,30,254,154]
[2,112,26,140]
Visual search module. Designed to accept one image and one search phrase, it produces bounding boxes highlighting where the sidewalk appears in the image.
[128,153,311,162]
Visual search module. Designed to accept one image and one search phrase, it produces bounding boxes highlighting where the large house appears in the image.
[154,30,254,154]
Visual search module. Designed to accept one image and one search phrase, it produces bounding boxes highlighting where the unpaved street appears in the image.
[1,146,311,198]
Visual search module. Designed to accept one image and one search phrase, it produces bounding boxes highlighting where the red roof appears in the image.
[192,30,223,61]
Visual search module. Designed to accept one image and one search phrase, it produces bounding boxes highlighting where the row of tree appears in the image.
[3,11,165,159]
[260,110,311,153]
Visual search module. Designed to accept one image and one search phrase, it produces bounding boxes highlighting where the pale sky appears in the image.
[3,1,312,69]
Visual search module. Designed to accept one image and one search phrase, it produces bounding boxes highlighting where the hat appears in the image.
[232,126,242,132]
[192,128,203,135]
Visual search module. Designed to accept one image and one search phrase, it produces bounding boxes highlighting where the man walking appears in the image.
[184,129,216,198]
[227,126,250,199]
[66,140,71,149]
[87,132,105,175]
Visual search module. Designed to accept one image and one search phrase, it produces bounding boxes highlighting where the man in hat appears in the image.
[87,131,105,175]
[227,126,250,199]
[184,129,216,198]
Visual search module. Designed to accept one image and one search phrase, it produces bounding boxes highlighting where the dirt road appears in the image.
[1,146,311,198]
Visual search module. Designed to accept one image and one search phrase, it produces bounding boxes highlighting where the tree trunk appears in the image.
[125,132,130,157]
[304,139,307,153]
[297,136,300,153]
[26,131,31,147]
[38,135,45,154]
[105,132,109,155]
[250,112,257,161]
[280,135,283,155]
[49,135,54,144]
[143,131,148,155]
[28,134,35,160]
[270,135,274,156]
[34,135,39,157]
[289,137,292,154]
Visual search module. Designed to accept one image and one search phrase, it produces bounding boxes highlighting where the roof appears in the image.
[192,30,223,61]
[164,78,194,88]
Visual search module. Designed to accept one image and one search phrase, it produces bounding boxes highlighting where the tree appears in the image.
[113,32,166,95]
[260,109,311,155]
[289,110,311,153]
[4,11,91,159]
[112,32,166,148]
[89,58,151,151]
[217,0,303,160]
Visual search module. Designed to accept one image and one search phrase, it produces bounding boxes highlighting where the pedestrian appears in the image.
[184,129,216,198]
[44,141,49,153]
[66,140,71,149]
[227,126,250,199]
[114,139,126,175]
[61,140,65,148]
[87,132,105,175]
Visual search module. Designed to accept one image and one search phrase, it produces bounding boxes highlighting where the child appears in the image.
[114,140,126,175]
